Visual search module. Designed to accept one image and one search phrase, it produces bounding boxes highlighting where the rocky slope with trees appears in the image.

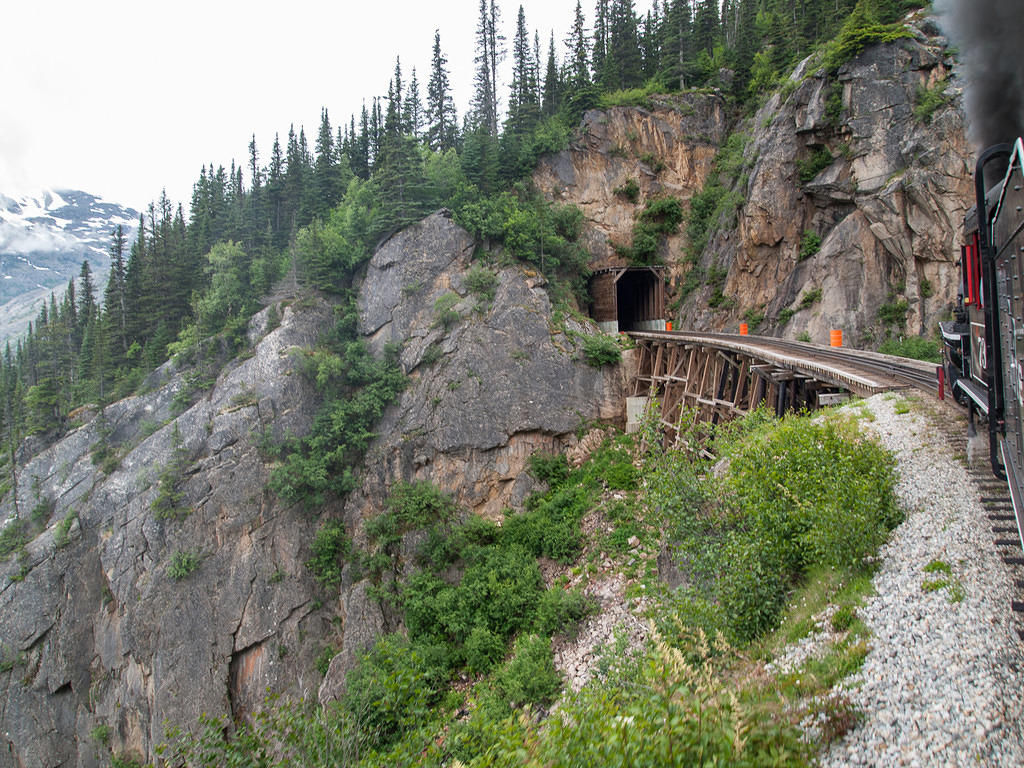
[0,1,984,765]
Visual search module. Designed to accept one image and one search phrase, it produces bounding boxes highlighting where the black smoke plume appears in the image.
[937,0,1024,148]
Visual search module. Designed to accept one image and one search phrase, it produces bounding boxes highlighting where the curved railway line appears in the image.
[629,330,942,398]
[626,328,1024,638]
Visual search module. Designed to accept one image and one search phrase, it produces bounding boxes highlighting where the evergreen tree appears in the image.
[593,0,610,83]
[606,0,643,90]
[542,31,563,117]
[661,0,693,90]
[76,260,96,340]
[426,31,459,152]
[404,67,424,139]
[566,1,591,89]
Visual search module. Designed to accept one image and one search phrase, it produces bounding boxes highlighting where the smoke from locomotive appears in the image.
[937,0,1024,148]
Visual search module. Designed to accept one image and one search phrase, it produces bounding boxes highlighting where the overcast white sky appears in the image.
[1,0,583,212]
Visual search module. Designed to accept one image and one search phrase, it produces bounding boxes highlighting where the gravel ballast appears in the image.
[820,394,1024,767]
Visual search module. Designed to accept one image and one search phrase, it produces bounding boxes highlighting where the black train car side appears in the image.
[943,139,1024,550]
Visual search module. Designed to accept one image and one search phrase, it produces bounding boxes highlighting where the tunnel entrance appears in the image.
[589,266,666,333]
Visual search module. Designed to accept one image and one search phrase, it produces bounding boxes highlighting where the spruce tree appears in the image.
[426,31,459,152]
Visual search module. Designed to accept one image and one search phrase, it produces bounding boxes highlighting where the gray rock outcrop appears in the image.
[0,298,336,766]
[683,18,971,343]
[0,212,631,765]
[317,211,630,704]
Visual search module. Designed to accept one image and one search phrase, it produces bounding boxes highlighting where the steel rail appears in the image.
[628,330,941,397]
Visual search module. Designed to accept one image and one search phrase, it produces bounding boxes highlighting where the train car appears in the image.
[943,139,1024,548]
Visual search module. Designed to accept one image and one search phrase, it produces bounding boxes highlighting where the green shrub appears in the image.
[532,586,592,637]
[878,335,940,362]
[464,626,507,675]
[686,133,750,261]
[53,512,75,549]
[831,604,857,632]
[614,178,641,203]
[528,452,571,487]
[315,645,339,676]
[342,634,448,747]
[152,423,191,520]
[168,550,201,581]
[465,265,499,304]
[493,634,562,709]
[778,308,796,325]
[743,307,766,332]
[823,1,914,72]
[638,197,684,234]
[503,484,591,563]
[580,333,622,367]
[913,80,949,124]
[798,287,823,309]
[307,520,351,587]
[878,296,909,326]
[799,230,822,260]
[268,318,405,507]
[432,292,461,330]
[0,519,27,560]
[797,147,834,183]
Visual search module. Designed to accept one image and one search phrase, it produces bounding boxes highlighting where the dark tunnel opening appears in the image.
[615,269,660,331]
[589,266,666,333]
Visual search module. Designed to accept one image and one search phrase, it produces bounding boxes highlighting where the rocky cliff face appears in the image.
[0,213,628,766]
[536,16,971,346]
[318,211,629,701]
[534,92,729,270]
[0,298,334,766]
[686,17,970,343]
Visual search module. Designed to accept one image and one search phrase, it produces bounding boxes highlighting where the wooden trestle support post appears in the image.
[631,339,825,445]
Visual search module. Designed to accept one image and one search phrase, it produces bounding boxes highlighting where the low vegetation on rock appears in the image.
[163,406,900,766]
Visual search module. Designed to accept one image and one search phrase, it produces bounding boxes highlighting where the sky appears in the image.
[1,0,582,212]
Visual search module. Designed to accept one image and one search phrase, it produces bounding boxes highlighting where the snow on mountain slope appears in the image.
[0,189,138,342]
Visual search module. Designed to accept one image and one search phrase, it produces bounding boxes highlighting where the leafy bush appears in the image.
[152,424,191,520]
[799,230,822,260]
[613,178,641,203]
[493,634,562,708]
[531,585,592,636]
[799,287,823,309]
[797,147,834,183]
[823,1,914,72]
[580,333,622,367]
[307,520,351,587]
[402,544,544,660]
[503,484,591,563]
[528,452,571,487]
[878,335,940,362]
[913,80,949,124]
[0,519,27,560]
[269,313,406,507]
[465,265,499,304]
[342,634,448,748]
[53,512,75,549]
[687,133,749,261]
[168,550,201,581]
[878,296,909,326]
[432,292,461,330]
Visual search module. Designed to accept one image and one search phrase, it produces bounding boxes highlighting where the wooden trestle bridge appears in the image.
[627,330,942,440]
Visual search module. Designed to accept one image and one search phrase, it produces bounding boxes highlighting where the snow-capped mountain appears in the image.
[0,189,138,342]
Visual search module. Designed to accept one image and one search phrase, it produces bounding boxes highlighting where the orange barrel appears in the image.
[665,320,673,331]
[830,329,843,347]
[739,323,748,335]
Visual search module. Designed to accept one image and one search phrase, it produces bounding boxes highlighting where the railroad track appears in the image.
[928,404,1024,641]
[631,330,942,396]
